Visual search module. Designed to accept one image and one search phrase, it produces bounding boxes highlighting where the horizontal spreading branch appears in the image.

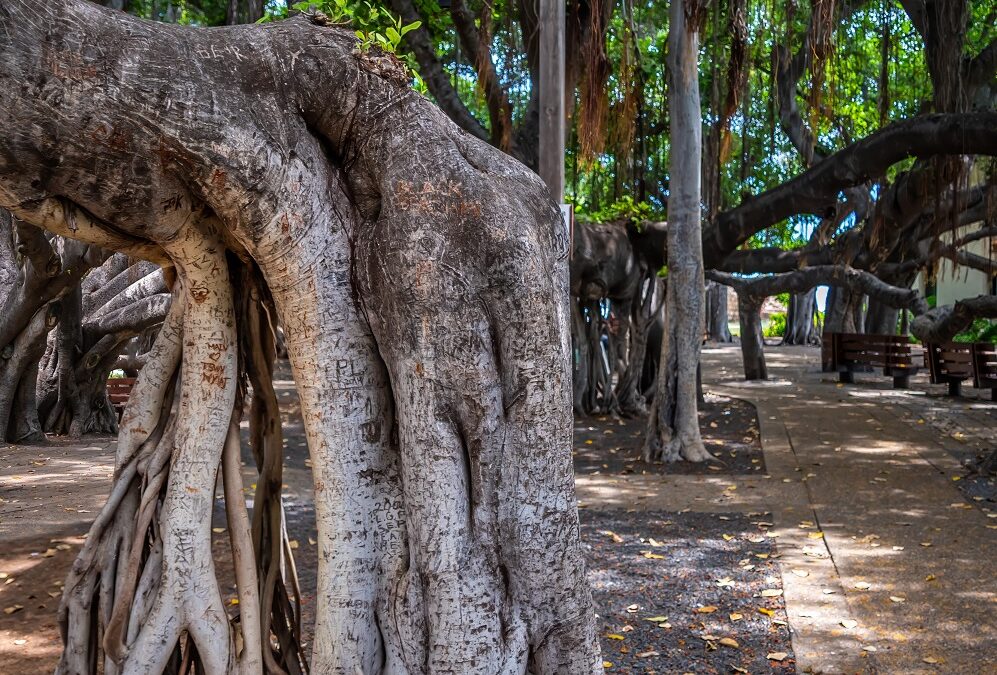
[703,112,997,266]
[706,265,930,314]
[911,295,997,344]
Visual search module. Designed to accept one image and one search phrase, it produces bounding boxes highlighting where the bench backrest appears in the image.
[832,332,915,368]
[107,377,138,403]
[972,343,997,388]
[925,342,974,383]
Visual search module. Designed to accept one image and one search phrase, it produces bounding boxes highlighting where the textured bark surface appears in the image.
[0,212,109,441]
[0,1,598,671]
[782,290,818,346]
[570,221,643,415]
[643,0,711,464]
[737,294,767,381]
[705,282,732,342]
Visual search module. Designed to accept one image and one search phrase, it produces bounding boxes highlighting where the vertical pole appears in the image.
[539,0,565,202]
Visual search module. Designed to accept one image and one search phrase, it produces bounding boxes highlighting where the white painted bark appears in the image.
[644,0,712,463]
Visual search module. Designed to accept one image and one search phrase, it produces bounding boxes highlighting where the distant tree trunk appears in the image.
[825,287,865,333]
[615,275,662,415]
[572,300,592,414]
[644,0,712,463]
[0,213,108,441]
[705,281,732,342]
[36,255,170,437]
[865,297,899,335]
[738,293,767,380]
[782,289,817,344]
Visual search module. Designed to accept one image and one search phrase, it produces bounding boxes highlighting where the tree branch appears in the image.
[387,0,490,143]
[449,0,515,152]
[912,295,997,343]
[703,112,997,266]
[706,265,929,314]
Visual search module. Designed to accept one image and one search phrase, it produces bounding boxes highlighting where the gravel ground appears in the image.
[582,509,795,674]
[573,394,765,476]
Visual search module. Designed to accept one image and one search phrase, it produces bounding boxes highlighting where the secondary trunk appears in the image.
[643,0,712,463]
[705,281,732,342]
[782,289,818,345]
[737,293,767,380]
[0,2,599,671]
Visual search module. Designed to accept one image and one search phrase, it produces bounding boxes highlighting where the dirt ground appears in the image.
[573,393,765,476]
[0,362,788,672]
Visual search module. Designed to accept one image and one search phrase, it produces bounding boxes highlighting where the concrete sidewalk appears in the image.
[578,343,996,674]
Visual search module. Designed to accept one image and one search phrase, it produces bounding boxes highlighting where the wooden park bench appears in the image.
[106,377,137,419]
[971,342,997,401]
[824,332,920,389]
[925,342,997,400]
[925,342,975,396]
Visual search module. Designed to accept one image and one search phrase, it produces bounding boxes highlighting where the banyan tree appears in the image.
[0,1,600,672]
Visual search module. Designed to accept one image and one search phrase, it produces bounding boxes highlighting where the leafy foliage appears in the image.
[954,319,997,344]
[763,312,786,338]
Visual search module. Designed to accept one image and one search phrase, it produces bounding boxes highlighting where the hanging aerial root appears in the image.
[119,222,239,675]
[237,263,306,675]
[57,291,184,675]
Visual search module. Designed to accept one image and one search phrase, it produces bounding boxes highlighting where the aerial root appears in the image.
[57,295,183,674]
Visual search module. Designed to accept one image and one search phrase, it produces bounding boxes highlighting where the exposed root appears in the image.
[58,230,306,674]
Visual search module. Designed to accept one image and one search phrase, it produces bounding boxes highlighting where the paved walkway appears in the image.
[577,343,997,674]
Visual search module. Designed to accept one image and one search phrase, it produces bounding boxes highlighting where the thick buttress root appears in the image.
[57,223,306,675]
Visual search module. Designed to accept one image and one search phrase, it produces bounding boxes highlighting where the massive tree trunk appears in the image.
[0,2,598,671]
[644,0,712,463]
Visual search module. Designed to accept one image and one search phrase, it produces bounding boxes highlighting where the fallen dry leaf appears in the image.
[644,616,668,623]
[840,619,858,629]
[757,607,775,617]
[602,530,624,543]
[760,589,782,597]
[695,605,718,614]
[889,596,906,603]
[719,637,739,649]
[729,612,743,621]
[605,634,625,640]
[767,652,788,661]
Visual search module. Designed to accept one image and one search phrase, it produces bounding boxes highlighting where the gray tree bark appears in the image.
[0,211,109,441]
[782,289,818,345]
[705,281,732,342]
[737,293,767,381]
[0,2,599,671]
[643,0,712,463]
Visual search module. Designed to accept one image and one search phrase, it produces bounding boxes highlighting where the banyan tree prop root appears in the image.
[58,223,306,675]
